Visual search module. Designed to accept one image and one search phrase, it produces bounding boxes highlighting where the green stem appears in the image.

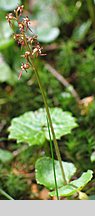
[87,0,95,28]
[46,116,59,200]
[30,61,67,185]
[23,33,67,185]
[0,189,14,200]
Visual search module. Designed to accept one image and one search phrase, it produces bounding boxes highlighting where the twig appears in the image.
[13,145,29,157]
[44,43,59,52]
[45,63,81,104]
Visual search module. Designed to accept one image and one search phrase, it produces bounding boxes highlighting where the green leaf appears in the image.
[0,21,14,51]
[0,55,16,85]
[8,108,77,146]
[0,0,21,11]
[29,0,60,42]
[45,108,77,140]
[37,27,60,43]
[90,151,95,162]
[0,149,13,163]
[35,156,76,190]
[50,170,93,197]
[32,0,59,27]
[72,20,91,41]
[8,111,46,146]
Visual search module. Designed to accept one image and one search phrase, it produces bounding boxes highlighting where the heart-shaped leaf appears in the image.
[0,149,13,163]
[37,27,60,43]
[0,21,14,51]
[91,151,95,162]
[8,108,77,146]
[50,170,93,197]
[28,0,60,42]
[35,156,76,190]
[0,0,21,11]
[0,55,16,85]
[72,20,91,41]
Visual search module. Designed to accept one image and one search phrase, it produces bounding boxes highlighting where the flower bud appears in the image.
[16,5,24,14]
[21,63,30,70]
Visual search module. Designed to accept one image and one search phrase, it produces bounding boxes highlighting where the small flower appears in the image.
[32,44,41,56]
[6,5,46,81]
[6,13,16,26]
[32,44,46,57]
[18,62,30,80]
[23,16,30,30]
[13,34,20,40]
[21,63,30,70]
[21,51,31,59]
[32,47,39,57]
[26,35,38,45]
[26,36,34,44]
[13,34,25,46]
[16,5,24,15]
[6,13,13,22]
[18,22,24,32]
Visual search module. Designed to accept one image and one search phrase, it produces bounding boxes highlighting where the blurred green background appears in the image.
[0,0,95,199]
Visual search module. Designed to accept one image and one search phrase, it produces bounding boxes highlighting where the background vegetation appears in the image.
[0,0,95,200]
